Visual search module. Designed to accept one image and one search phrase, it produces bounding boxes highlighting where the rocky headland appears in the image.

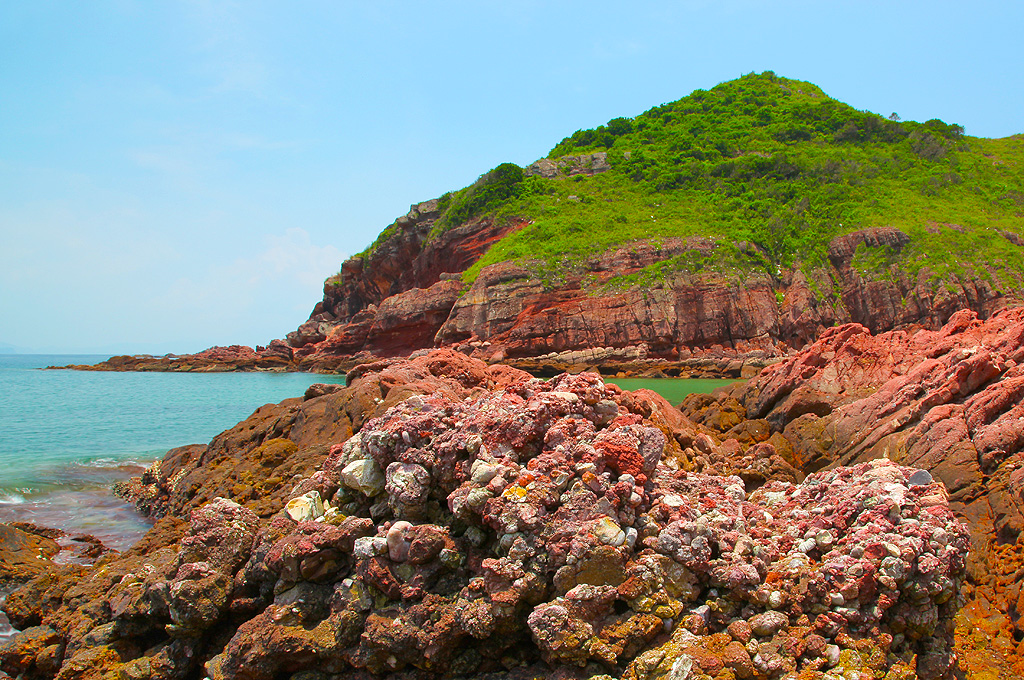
[7,305,1024,679]
[60,75,1024,378]
[275,196,1011,375]
[15,72,1024,680]
[60,217,1016,378]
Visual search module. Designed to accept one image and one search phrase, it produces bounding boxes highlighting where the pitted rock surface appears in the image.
[2,367,967,680]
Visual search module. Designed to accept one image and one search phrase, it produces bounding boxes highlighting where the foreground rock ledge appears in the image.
[2,364,968,680]
[681,306,1024,677]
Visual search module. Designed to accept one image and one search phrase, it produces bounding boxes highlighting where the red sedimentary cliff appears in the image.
[285,211,1012,372]
[287,198,524,352]
[64,219,1016,377]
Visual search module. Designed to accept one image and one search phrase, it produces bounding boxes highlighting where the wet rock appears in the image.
[0,625,63,678]
[0,525,61,587]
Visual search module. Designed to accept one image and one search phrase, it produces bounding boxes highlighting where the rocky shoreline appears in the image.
[5,307,1024,679]
[53,344,773,381]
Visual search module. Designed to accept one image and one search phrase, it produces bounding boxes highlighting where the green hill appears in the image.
[376,72,1024,293]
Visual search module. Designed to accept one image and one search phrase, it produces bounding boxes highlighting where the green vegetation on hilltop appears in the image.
[433,163,526,231]
[375,72,1024,289]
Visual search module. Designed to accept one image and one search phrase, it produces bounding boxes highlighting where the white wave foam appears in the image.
[0,492,26,504]
[0,591,15,641]
[81,457,118,466]
[72,457,155,469]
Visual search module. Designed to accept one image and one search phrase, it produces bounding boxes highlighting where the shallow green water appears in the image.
[605,377,741,406]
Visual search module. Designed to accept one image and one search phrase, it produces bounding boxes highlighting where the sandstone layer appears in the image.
[278,217,1013,373]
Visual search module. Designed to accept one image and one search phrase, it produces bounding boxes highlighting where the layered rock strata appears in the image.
[2,351,970,680]
[282,219,1012,372]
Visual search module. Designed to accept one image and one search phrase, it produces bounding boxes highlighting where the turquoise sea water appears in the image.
[0,360,736,545]
[0,355,345,549]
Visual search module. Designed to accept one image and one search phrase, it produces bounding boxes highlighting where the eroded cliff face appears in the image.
[286,198,525,350]
[286,213,1014,373]
[67,215,1017,378]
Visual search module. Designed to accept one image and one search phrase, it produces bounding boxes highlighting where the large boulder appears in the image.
[0,525,61,588]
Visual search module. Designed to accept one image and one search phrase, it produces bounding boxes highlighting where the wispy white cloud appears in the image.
[220,133,299,151]
[0,199,177,288]
[129,146,201,187]
[180,0,270,96]
[258,228,344,287]
[125,129,302,195]
[161,227,344,318]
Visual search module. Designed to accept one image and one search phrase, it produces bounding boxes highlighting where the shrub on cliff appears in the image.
[436,162,526,229]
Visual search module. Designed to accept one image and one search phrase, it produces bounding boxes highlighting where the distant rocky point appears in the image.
[54,342,296,373]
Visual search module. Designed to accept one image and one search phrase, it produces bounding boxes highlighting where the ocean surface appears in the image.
[0,355,345,551]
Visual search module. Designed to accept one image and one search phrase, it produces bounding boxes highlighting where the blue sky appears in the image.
[1,1,1021,353]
